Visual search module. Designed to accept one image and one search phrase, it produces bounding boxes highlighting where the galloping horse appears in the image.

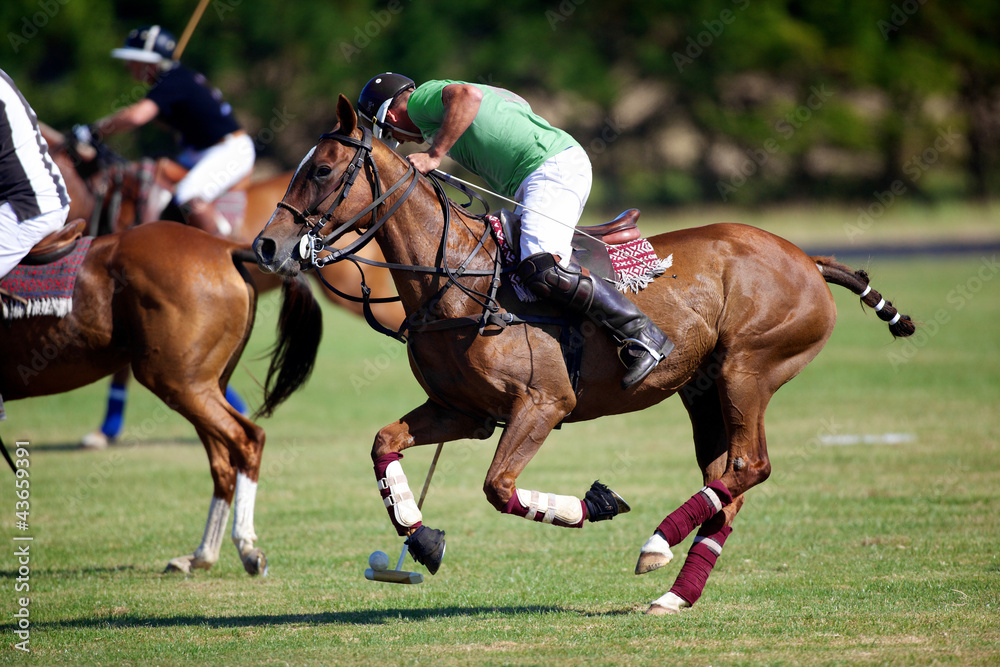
[253,97,916,614]
[39,124,403,446]
[1,222,322,575]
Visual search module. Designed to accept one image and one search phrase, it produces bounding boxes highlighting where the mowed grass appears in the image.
[2,219,998,664]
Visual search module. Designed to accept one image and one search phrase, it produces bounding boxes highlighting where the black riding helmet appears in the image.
[111,25,178,64]
[357,73,415,142]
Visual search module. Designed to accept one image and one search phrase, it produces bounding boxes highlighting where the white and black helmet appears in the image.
[111,25,178,64]
[357,73,415,142]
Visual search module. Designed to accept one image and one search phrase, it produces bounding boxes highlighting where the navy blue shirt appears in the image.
[146,64,240,150]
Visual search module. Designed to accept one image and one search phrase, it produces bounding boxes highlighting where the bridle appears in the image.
[278,126,509,342]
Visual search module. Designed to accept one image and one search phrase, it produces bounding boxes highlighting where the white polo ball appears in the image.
[368,550,389,572]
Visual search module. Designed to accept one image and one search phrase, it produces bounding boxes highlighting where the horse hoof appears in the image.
[164,556,192,574]
[584,481,631,522]
[645,603,679,616]
[644,592,690,615]
[635,532,673,574]
[635,552,671,575]
[79,431,113,450]
[405,525,446,575]
[242,549,268,577]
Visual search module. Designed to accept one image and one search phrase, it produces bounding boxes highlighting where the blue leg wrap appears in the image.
[100,382,128,439]
[225,385,249,416]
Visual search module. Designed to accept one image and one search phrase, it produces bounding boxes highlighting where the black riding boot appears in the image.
[517,252,674,389]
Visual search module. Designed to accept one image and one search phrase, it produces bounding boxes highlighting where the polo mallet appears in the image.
[172,0,213,60]
[365,442,444,585]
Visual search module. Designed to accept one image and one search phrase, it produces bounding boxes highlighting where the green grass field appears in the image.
[2,206,999,665]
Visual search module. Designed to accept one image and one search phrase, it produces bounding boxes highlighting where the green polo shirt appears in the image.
[406,80,579,197]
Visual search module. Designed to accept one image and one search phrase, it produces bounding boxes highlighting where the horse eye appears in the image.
[315,165,332,178]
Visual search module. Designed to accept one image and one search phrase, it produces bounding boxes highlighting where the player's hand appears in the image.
[406,152,442,175]
[71,124,94,145]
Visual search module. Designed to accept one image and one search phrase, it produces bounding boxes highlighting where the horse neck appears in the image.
[370,146,497,319]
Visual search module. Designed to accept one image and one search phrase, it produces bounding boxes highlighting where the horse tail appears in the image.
[812,256,916,338]
[229,247,323,418]
[255,273,323,419]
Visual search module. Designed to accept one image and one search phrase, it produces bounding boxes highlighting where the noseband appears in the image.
[283,126,420,270]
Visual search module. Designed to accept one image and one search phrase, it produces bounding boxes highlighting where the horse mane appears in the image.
[812,256,916,338]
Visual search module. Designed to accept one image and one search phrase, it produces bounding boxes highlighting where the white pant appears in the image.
[514,145,592,266]
[174,132,255,205]
[0,201,69,277]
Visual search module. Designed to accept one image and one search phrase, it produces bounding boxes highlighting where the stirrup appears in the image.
[620,334,674,389]
[618,336,667,364]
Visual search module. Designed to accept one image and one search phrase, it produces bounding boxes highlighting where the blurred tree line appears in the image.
[2,0,998,211]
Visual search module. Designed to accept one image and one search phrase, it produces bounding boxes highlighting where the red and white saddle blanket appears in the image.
[487,215,672,302]
[0,237,92,320]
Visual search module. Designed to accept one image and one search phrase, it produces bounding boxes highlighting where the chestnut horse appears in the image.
[253,96,916,614]
[39,124,403,446]
[1,222,322,575]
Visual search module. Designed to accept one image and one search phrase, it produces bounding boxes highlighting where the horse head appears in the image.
[254,94,382,276]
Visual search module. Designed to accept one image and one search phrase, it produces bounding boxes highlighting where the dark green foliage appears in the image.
[2,0,997,208]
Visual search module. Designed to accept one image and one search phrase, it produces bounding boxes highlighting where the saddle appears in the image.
[497,208,642,281]
[22,219,87,266]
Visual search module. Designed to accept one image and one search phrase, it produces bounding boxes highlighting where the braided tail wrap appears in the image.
[812,257,916,338]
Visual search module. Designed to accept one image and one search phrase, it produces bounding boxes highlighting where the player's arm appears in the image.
[92,98,160,139]
[407,84,482,174]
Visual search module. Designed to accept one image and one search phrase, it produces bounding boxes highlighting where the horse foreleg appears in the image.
[485,395,630,528]
[371,400,490,574]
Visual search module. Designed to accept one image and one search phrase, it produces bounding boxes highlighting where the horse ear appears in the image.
[337,94,357,136]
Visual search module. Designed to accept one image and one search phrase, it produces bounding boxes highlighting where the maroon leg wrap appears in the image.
[373,452,421,537]
[373,451,402,479]
[669,517,733,606]
[655,479,733,546]
[502,493,529,518]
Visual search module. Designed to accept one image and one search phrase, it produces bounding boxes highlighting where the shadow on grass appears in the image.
[28,605,572,629]
[28,437,203,452]
[0,565,137,578]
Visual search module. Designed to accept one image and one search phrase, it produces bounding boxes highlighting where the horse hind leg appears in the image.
[165,483,232,575]
[641,329,826,614]
[162,405,267,576]
[639,364,752,615]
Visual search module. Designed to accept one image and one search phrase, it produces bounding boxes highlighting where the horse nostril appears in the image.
[254,237,276,265]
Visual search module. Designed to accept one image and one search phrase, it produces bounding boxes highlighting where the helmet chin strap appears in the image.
[373,97,422,149]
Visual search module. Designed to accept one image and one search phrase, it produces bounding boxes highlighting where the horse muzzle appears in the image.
[252,235,301,277]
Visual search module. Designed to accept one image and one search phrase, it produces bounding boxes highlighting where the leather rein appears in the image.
[284,127,508,342]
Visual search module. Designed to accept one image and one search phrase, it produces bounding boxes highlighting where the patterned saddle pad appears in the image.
[0,237,93,321]
[487,214,672,302]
